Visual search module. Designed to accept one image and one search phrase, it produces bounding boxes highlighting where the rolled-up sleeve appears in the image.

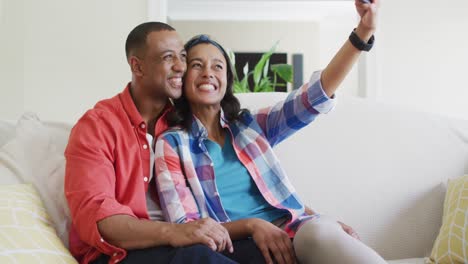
[253,70,337,147]
[306,70,336,114]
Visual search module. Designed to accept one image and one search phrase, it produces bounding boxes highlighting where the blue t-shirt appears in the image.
[205,132,288,222]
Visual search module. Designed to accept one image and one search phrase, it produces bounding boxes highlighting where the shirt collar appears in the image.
[189,109,229,139]
[119,83,172,135]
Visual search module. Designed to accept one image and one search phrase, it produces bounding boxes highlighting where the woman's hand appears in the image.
[338,220,360,240]
[248,218,296,264]
[355,0,379,33]
[305,206,360,240]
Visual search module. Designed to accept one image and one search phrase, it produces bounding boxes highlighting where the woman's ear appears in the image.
[129,56,144,77]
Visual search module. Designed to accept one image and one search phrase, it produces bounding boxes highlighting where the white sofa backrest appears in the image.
[0,115,73,246]
[236,92,468,260]
[0,120,15,148]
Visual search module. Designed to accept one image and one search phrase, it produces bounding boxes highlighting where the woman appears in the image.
[155,1,385,263]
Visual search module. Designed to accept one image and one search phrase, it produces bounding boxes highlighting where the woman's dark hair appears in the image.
[167,34,247,130]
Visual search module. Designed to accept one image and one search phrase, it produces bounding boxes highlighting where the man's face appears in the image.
[137,30,187,100]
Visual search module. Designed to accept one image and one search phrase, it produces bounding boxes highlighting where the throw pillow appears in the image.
[429,175,468,264]
[0,184,77,263]
[0,113,71,246]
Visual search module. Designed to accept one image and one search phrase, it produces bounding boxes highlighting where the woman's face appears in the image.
[184,43,227,108]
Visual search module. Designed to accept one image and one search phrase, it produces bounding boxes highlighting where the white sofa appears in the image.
[1,93,468,263]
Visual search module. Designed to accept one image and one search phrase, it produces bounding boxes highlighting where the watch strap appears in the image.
[349,29,374,52]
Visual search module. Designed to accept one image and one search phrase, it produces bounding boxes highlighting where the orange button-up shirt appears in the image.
[64,84,169,264]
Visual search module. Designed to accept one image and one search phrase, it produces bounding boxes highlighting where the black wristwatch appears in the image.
[349,29,375,52]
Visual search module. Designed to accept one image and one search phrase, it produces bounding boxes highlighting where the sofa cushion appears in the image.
[0,184,77,263]
[429,175,468,263]
[0,113,71,247]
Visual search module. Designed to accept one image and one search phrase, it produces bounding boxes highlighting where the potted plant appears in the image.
[228,43,294,93]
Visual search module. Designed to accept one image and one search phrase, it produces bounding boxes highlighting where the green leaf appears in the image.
[243,62,249,76]
[263,59,270,78]
[254,76,274,93]
[229,40,294,93]
[234,82,250,93]
[228,49,236,67]
[234,72,252,93]
[228,50,239,81]
[271,64,293,83]
[253,42,278,87]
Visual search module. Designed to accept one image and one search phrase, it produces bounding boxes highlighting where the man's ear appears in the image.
[129,56,144,77]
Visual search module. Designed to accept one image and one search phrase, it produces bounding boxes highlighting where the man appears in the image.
[64,22,264,264]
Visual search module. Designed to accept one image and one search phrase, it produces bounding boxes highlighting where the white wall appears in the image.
[0,0,147,122]
[0,0,25,120]
[377,0,468,120]
[1,0,467,122]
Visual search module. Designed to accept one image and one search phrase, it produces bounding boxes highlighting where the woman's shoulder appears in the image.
[236,108,254,121]
[157,127,188,142]
[232,109,258,127]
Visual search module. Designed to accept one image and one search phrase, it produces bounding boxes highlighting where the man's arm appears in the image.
[98,215,229,251]
[65,114,135,256]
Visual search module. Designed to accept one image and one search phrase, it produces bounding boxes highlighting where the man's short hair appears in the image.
[125,22,175,60]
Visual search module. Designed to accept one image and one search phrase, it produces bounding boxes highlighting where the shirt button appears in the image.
[140,123,146,129]
[113,253,118,257]
[214,192,219,196]
[143,177,149,182]
[100,238,105,243]
[143,144,148,150]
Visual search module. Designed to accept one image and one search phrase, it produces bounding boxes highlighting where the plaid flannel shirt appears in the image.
[155,71,335,236]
